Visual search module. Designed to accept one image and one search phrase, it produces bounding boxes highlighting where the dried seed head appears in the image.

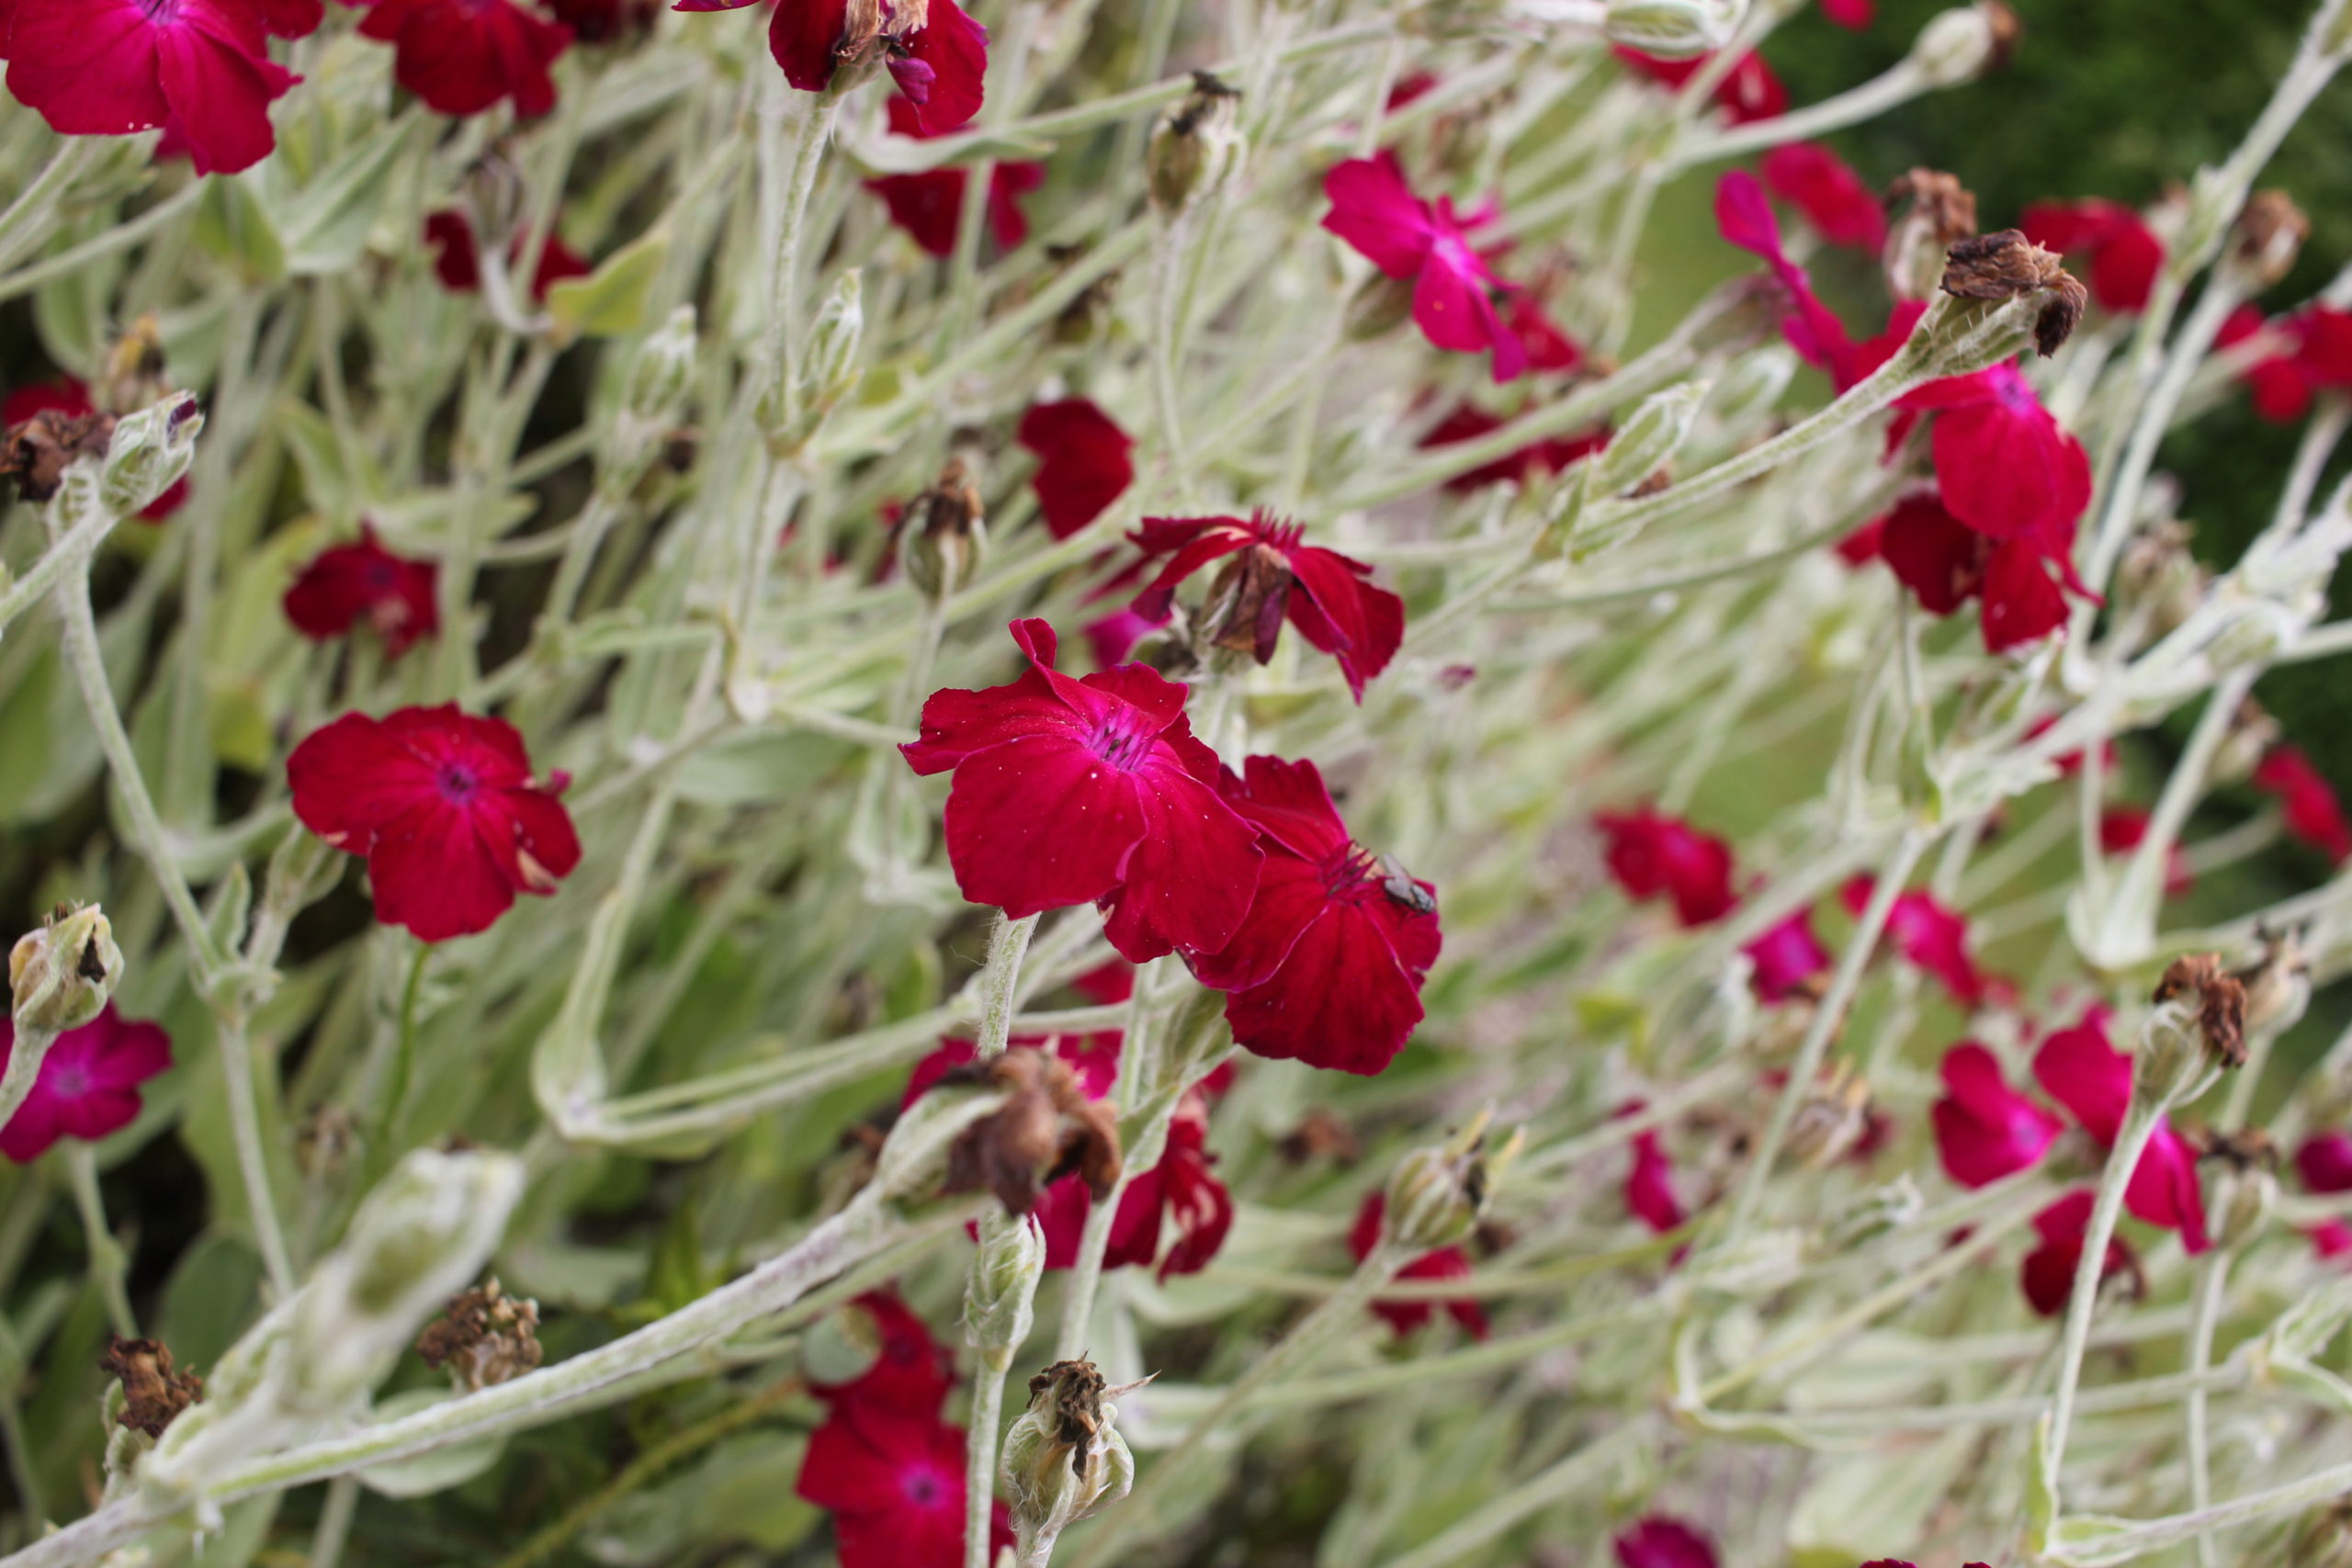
[2231,190,2310,291]
[942,1048,1124,1216]
[415,1280,544,1392]
[2212,694,2282,787]
[1000,1359,1141,1554]
[10,902,123,1033]
[100,1335,204,1438]
[2152,953,2250,1071]
[1883,169,1978,302]
[899,457,989,601]
[1784,1064,1876,1169]
[2113,519,2207,643]
[96,316,173,416]
[0,408,114,503]
[1278,1108,1363,1166]
[1938,229,2086,355]
[2289,1497,2352,1568]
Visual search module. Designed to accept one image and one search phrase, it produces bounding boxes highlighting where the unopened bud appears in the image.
[1783,1065,1874,1169]
[1883,168,1978,302]
[964,1209,1046,1356]
[1589,380,1708,499]
[764,272,865,454]
[1383,1109,1521,1253]
[1708,343,1797,434]
[621,306,698,430]
[100,396,203,519]
[1001,1359,1139,1561]
[1910,1,2019,88]
[1601,0,1739,58]
[1148,73,1244,212]
[2214,1163,2277,1252]
[2229,191,2310,293]
[12,901,123,1033]
[2211,695,2281,786]
[899,457,989,601]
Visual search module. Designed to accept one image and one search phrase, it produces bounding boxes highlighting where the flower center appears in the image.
[48,1061,90,1097]
[437,762,482,803]
[1319,842,1381,898]
[901,1463,948,1507]
[1088,712,1157,771]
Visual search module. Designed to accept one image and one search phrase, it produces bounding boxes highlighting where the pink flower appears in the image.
[2020,1189,2136,1317]
[1840,875,1982,1003]
[865,97,1043,257]
[283,525,441,659]
[1320,153,1526,383]
[1351,1191,1486,1339]
[1713,169,1856,378]
[1419,405,1610,494]
[1930,1043,2063,1188]
[1744,908,1830,1001]
[1016,399,1134,539]
[899,619,1261,964]
[288,705,582,942]
[1102,1104,1234,1280]
[673,0,988,135]
[1,382,186,521]
[1900,362,2093,545]
[1081,604,1158,669]
[353,0,571,119]
[1761,142,1884,251]
[1623,1111,1686,1235]
[2218,305,2352,423]
[0,1006,171,1164]
[255,0,324,32]
[2020,200,2163,314]
[1614,1515,1718,1568]
[1819,0,1872,25]
[2315,1220,2352,1260]
[1595,807,1736,927]
[1193,756,1441,1077]
[2298,1131,2352,1193]
[1615,47,1788,124]
[2031,1010,2209,1251]
[1872,489,2087,652]
[808,1292,955,1416]
[796,1403,1009,1568]
[1126,513,1406,701]
[0,0,299,175]
[2254,744,2352,864]
[2097,807,2194,896]
[424,209,592,301]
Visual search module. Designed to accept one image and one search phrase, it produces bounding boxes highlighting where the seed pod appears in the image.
[2229,190,2309,291]
[11,901,123,1033]
[1909,0,2020,88]
[1883,168,1979,302]
[1383,1109,1521,1253]
[1589,380,1708,499]
[899,457,989,601]
[964,1208,1046,1356]
[415,1279,544,1392]
[1148,73,1244,212]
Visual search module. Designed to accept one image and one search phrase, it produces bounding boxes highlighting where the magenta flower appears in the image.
[0,1006,171,1164]
[2254,744,2352,865]
[2020,1189,2135,1317]
[353,0,572,118]
[1016,399,1134,539]
[1320,153,1527,383]
[1744,908,1830,1001]
[796,1403,1008,1568]
[1841,875,1982,1004]
[1615,47,1788,123]
[2219,304,2352,423]
[2097,807,2194,896]
[1930,1042,2063,1188]
[1596,807,1736,928]
[1126,512,1406,702]
[808,1291,955,1416]
[1713,169,1856,378]
[1191,756,1441,1077]
[1419,405,1610,494]
[1351,1192,1487,1339]
[1762,142,1885,251]
[865,97,1043,258]
[673,0,988,135]
[1613,1515,1718,1568]
[900,619,1261,964]
[1623,1118,1685,1235]
[1898,362,2092,546]
[283,525,441,660]
[2299,1132,2352,1194]
[2021,200,2163,314]
[424,209,592,302]
[2032,1012,2209,1251]
[1871,488,2088,652]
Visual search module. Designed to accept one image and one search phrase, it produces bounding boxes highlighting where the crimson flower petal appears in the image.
[1743,908,1830,1001]
[1931,1043,2062,1187]
[1614,1516,1719,1568]
[0,1007,172,1164]
[2299,1132,2352,1194]
[896,0,987,135]
[1761,141,1884,251]
[1596,807,1736,926]
[2030,1013,2130,1145]
[1017,399,1135,538]
[1320,154,1435,278]
[2020,1189,2134,1317]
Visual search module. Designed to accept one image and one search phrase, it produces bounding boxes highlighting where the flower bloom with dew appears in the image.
[352,0,572,118]
[1126,512,1406,701]
[288,705,582,943]
[2218,304,2352,423]
[1350,1191,1486,1339]
[1865,487,2091,651]
[2097,807,2194,896]
[2020,199,2163,314]
[1595,807,1736,928]
[1016,399,1133,539]
[1419,405,1610,495]
[283,525,441,660]
[1713,170,1858,378]
[672,0,989,135]
[1320,152,1527,383]
[1192,756,1441,1077]
[1613,47,1788,124]
[1,383,186,521]
[1744,908,1830,1001]
[0,1006,170,1164]
[1613,1514,1719,1568]
[1761,143,1885,251]
[1842,875,1983,1004]
[2253,744,2352,864]
[865,97,1044,258]
[424,211,592,303]
[2020,1189,2136,1316]
[0,0,300,175]
[899,619,1262,963]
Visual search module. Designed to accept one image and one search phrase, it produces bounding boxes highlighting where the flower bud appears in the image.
[1001,1359,1139,1560]
[2227,190,2310,293]
[964,1209,1046,1357]
[95,316,173,416]
[1382,1109,1521,1253]
[1148,73,1244,212]
[805,269,865,411]
[1707,343,1797,435]
[621,306,698,431]
[898,457,989,601]
[1823,1176,1925,1249]
[1784,1066,1874,1169]
[1909,1,2020,88]
[100,396,203,520]
[1601,0,1739,58]
[2214,1164,2277,1252]
[2211,695,2280,787]
[11,901,123,1033]
[2112,519,2207,645]
[1883,168,1978,303]
[1589,380,1708,499]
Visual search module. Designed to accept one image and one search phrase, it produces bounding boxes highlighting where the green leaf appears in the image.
[193,176,287,285]
[255,113,421,276]
[356,1388,510,1498]
[546,229,668,340]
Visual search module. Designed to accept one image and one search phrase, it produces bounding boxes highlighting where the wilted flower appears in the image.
[0,1005,170,1163]
[283,526,442,660]
[938,1047,1122,1218]
[415,1280,544,1391]
[1,384,185,521]
[100,1335,204,1438]
[1320,153,1526,383]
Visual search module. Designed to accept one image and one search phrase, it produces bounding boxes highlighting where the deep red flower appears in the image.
[0,1005,171,1164]
[2019,200,2163,314]
[2020,1189,2136,1317]
[865,97,1044,257]
[1761,142,1884,251]
[252,0,323,33]
[808,1292,956,1416]
[1595,807,1736,927]
[2032,1010,2209,1251]
[1193,756,1442,1077]
[424,209,593,301]
[1614,47,1787,124]
[673,0,988,135]
[797,1402,1010,1568]
[1744,908,1829,1001]
[2299,1132,2352,1194]
[354,0,571,118]
[1623,1112,1685,1235]
[1350,1191,1486,1339]
[1,382,186,521]
[1714,169,1855,377]
[1840,875,1981,1003]
[1419,405,1609,494]
[1873,490,2086,652]
[1930,1042,2063,1188]
[1320,153,1526,383]
[2097,807,2194,896]
[1016,400,1134,539]
[2254,744,2352,864]
[1613,1515,1718,1568]
[1505,291,1587,375]
[2316,1220,2352,1260]
[288,705,582,942]
[900,619,1261,963]
[1819,0,1871,25]
[1102,1103,1234,1280]
[2218,305,2352,423]
[283,525,441,659]
[1081,604,1157,669]
[0,0,298,175]
[1900,362,2093,545]
[544,0,655,42]
[1126,513,1405,701]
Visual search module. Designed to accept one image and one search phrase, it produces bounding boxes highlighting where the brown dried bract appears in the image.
[1027,1358,1111,1477]
[2233,190,2311,290]
[1279,1108,1363,1167]
[1980,0,2023,68]
[100,1335,203,1438]
[0,409,114,502]
[1885,169,1978,247]
[2198,1125,2277,1172]
[2154,953,2249,1069]
[417,1280,544,1392]
[944,1047,1124,1216]
[1939,230,2087,355]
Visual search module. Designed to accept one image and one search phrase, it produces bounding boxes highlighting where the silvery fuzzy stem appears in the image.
[62,1143,133,1339]
[0,497,124,640]
[964,1348,1013,1568]
[2182,1242,2233,1568]
[216,1008,297,1299]
[1367,1420,1647,1568]
[975,911,1043,1061]
[0,137,100,276]
[1670,55,1932,168]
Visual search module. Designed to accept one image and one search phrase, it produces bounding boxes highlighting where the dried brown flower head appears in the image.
[99,1335,203,1438]
[1939,229,2087,355]
[941,1047,1124,1215]
[416,1279,544,1391]
[0,408,114,502]
[2233,190,2310,290]
[1027,1358,1111,1478]
[1204,544,1292,662]
[2198,1125,2277,1172]
[1278,1108,1363,1166]
[1883,169,1978,301]
[898,457,988,599]
[2154,953,2249,1069]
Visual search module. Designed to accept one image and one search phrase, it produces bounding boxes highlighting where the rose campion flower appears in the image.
[1081,604,1158,670]
[2254,744,2352,864]
[899,619,1262,964]
[1350,1191,1486,1339]
[1506,291,1587,375]
[1744,908,1830,1001]
[1621,1106,1686,1234]
[2218,304,2352,423]
[2298,1131,2352,1194]
[1761,142,1885,251]
[1595,807,1736,928]
[545,0,655,42]
[1320,153,1527,384]
[0,0,299,175]
[902,1031,1122,1113]
[1819,0,1871,25]
[1714,169,1856,378]
[1100,1104,1234,1280]
[2020,1188,2135,1317]
[2030,1012,2207,1249]
[673,0,989,136]
[796,1403,1010,1568]
[808,1291,955,1415]
[1016,399,1133,539]
[2020,199,2163,314]
[1930,1043,2063,1188]
[0,1006,171,1164]
[1,383,187,521]
[353,0,572,118]
[1841,875,1982,1004]
[1126,512,1406,702]
[254,0,324,31]
[1419,405,1609,495]
[288,705,583,942]
[283,525,442,659]
[1192,756,1440,1077]
[1614,47,1787,124]
[1900,361,2093,545]
[1871,489,2089,652]
[865,97,1044,258]
[424,210,593,302]
[1613,1514,1718,1568]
